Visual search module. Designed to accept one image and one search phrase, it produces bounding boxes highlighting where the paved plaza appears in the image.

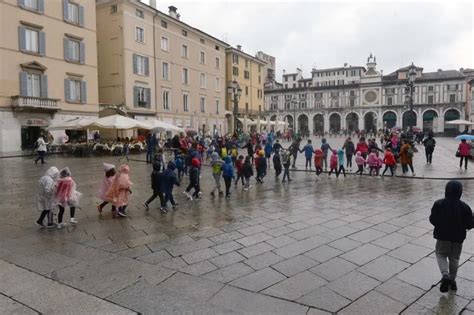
[1,137,474,314]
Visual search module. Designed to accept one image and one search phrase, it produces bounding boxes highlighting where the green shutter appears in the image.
[79,41,85,64]
[80,81,87,103]
[63,38,69,61]
[133,54,138,74]
[20,72,28,96]
[146,88,151,108]
[78,5,84,27]
[63,0,68,21]
[144,57,149,76]
[39,31,46,56]
[18,26,26,51]
[38,0,44,14]
[64,78,70,102]
[40,75,48,98]
[133,87,138,107]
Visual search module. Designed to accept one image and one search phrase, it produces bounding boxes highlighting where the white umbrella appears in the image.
[142,119,184,133]
[445,119,474,125]
[87,114,150,130]
[47,117,96,131]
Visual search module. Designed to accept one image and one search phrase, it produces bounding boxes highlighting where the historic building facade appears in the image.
[264,55,469,136]
[0,0,99,153]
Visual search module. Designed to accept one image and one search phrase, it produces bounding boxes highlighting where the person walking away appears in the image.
[54,167,81,228]
[264,141,273,168]
[242,156,254,190]
[210,152,224,197]
[272,139,283,154]
[423,134,436,164]
[146,134,156,163]
[255,150,267,184]
[337,149,346,178]
[328,150,339,178]
[430,181,473,292]
[314,149,323,176]
[367,149,379,176]
[281,150,292,182]
[321,138,332,171]
[36,166,59,228]
[399,139,416,176]
[222,156,235,198]
[144,162,166,213]
[34,135,48,164]
[355,151,366,175]
[381,148,396,176]
[106,165,132,218]
[184,158,201,201]
[302,139,314,170]
[343,137,355,170]
[356,137,369,159]
[97,163,117,214]
[119,139,130,162]
[231,145,239,166]
[457,139,470,170]
[273,150,282,180]
[160,161,180,211]
[235,155,245,187]
[174,152,185,182]
[243,140,254,163]
[289,138,302,169]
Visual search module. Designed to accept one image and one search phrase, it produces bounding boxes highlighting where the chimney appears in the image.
[168,6,178,19]
[236,45,242,51]
[149,0,156,9]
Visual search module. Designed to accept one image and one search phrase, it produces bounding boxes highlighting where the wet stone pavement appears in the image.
[1,137,474,314]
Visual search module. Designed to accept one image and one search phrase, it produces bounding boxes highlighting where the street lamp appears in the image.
[405,62,417,129]
[291,96,298,134]
[227,80,242,134]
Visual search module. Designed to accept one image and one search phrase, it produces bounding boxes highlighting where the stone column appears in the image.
[416,110,423,128]
[358,112,364,131]
[308,114,314,135]
[438,115,444,133]
[324,113,330,133]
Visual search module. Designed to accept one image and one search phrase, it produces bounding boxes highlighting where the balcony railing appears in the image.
[11,96,58,109]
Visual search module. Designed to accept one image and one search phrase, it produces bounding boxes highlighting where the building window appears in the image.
[215,45,219,51]
[162,90,170,110]
[285,102,290,110]
[110,4,117,13]
[215,57,220,69]
[258,65,262,73]
[284,76,288,82]
[199,51,205,64]
[161,37,168,51]
[245,86,249,96]
[136,9,144,18]
[300,101,307,109]
[387,97,393,106]
[22,28,39,53]
[292,83,296,88]
[181,44,188,58]
[216,99,219,114]
[349,98,355,107]
[133,86,150,108]
[200,97,205,113]
[135,27,145,43]
[25,73,41,97]
[449,94,456,103]
[258,75,261,84]
[200,73,206,88]
[182,68,189,84]
[232,66,239,76]
[200,38,205,44]
[182,30,187,37]
[21,0,44,13]
[64,37,84,63]
[133,54,149,76]
[215,78,220,91]
[428,86,434,92]
[257,90,263,99]
[65,78,87,103]
[162,62,169,80]
[232,54,239,64]
[428,95,434,104]
[161,20,167,28]
[285,95,292,100]
[64,1,84,26]
[183,94,189,111]
[245,59,249,68]
[244,70,250,79]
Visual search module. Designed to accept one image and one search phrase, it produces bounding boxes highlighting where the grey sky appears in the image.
[145,0,473,80]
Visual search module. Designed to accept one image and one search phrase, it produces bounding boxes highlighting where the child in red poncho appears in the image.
[382,148,397,176]
[314,149,323,176]
[328,150,339,178]
[106,164,133,218]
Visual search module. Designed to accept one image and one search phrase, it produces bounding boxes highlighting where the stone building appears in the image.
[264,54,469,136]
[0,0,99,153]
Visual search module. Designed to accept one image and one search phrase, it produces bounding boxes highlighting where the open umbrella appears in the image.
[141,119,184,133]
[87,115,150,130]
[455,134,474,140]
[446,119,474,125]
[47,117,96,131]
[186,128,197,137]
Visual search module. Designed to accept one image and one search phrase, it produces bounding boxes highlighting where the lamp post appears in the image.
[405,63,417,130]
[227,80,242,135]
[291,96,298,135]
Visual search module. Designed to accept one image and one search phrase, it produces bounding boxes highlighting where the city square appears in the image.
[1,137,474,314]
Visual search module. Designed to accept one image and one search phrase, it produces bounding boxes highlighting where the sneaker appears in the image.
[450,280,457,291]
[172,204,177,210]
[70,218,78,224]
[57,223,64,229]
[160,207,168,214]
[226,194,231,199]
[248,185,253,189]
[143,203,149,210]
[210,192,215,197]
[218,191,224,197]
[288,179,292,182]
[46,223,55,229]
[440,277,450,293]
[97,205,103,213]
[117,211,127,218]
[197,191,203,196]
[243,187,249,191]
[35,221,45,228]
[412,173,416,177]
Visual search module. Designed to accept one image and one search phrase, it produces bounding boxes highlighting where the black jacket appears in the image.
[151,171,163,193]
[273,154,282,170]
[430,181,473,243]
[242,161,254,178]
[189,166,200,185]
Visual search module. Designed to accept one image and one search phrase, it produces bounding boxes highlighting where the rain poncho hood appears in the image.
[105,164,132,207]
[37,167,59,211]
[445,180,462,200]
[55,167,80,207]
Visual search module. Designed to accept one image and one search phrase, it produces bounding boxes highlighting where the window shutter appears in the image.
[17,0,25,8]
[64,78,70,102]
[78,5,84,27]
[80,81,87,104]
[63,0,68,21]
[38,0,44,14]
[40,75,48,98]
[133,87,138,107]
[39,31,46,56]
[79,41,85,64]
[18,26,26,52]
[144,57,149,76]
[133,54,138,74]
[20,72,28,96]
[63,38,69,61]
[146,88,151,108]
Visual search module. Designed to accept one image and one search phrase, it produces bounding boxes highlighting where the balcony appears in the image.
[11,96,59,111]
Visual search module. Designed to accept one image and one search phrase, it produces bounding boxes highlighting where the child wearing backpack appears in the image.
[174,152,185,182]
[255,150,267,184]
[382,148,396,176]
[337,149,346,178]
[106,165,132,218]
[281,150,292,182]
[210,152,224,197]
[367,149,379,176]
[355,151,366,175]
[55,167,82,227]
[235,155,245,187]
[160,161,180,211]
[222,156,235,198]
[153,148,166,172]
[144,162,165,213]
[302,139,314,170]
[400,139,415,176]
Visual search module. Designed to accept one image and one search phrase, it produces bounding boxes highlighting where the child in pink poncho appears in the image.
[97,163,116,215]
[367,149,379,176]
[328,150,339,178]
[54,167,81,229]
[355,151,366,175]
[105,164,132,218]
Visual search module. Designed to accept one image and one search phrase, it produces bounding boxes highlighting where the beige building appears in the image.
[96,0,228,136]
[0,0,99,153]
[225,46,266,132]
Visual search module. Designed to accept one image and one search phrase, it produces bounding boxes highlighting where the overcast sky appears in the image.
[145,0,473,80]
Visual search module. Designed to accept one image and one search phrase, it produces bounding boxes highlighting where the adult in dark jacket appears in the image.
[430,180,473,292]
[423,135,436,164]
[273,151,282,179]
[143,163,165,213]
[288,138,301,169]
[160,161,180,211]
[171,135,181,157]
[343,137,355,169]
[242,140,254,161]
[242,156,254,190]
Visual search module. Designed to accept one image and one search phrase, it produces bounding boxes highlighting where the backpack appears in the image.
[153,154,164,170]
[281,152,289,164]
[407,147,414,158]
[34,141,39,149]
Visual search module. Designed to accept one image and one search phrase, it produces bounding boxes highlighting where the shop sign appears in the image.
[23,118,49,127]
